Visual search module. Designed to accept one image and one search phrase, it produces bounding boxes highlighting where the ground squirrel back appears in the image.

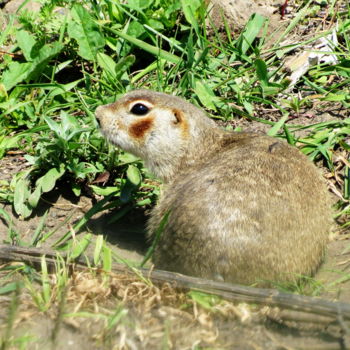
[95,90,332,286]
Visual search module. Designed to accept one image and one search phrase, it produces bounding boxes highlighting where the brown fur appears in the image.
[95,90,332,286]
[129,117,154,139]
[172,109,189,138]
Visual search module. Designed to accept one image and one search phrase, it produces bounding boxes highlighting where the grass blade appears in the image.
[104,26,181,64]
[267,114,289,137]
[140,210,170,267]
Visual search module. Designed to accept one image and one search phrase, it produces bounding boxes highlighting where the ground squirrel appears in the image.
[95,90,332,286]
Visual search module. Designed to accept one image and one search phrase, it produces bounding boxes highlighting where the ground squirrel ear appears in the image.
[172,109,183,124]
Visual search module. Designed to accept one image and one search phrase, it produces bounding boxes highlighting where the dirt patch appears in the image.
[209,0,284,32]
[0,186,147,263]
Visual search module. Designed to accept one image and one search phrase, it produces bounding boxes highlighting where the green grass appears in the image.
[0,0,349,309]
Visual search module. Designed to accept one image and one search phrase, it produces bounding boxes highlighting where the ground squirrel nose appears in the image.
[95,106,103,121]
[95,106,105,126]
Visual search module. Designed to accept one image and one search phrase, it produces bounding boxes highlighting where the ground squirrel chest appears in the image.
[95,89,332,286]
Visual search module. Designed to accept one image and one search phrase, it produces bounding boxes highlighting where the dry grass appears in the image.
[1,267,263,349]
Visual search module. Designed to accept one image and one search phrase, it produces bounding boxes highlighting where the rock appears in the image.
[208,0,278,29]
[3,0,41,14]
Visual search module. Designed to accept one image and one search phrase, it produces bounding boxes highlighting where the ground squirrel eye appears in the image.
[130,103,150,116]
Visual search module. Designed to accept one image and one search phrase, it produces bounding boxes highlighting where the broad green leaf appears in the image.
[0,135,19,158]
[301,146,316,156]
[1,42,63,90]
[261,85,281,96]
[28,166,66,207]
[255,59,268,86]
[38,167,66,193]
[110,3,124,22]
[61,111,80,134]
[127,21,145,38]
[70,162,98,178]
[68,4,105,61]
[97,54,135,81]
[194,81,218,111]
[54,60,74,74]
[136,198,152,206]
[90,185,120,196]
[243,100,254,116]
[126,165,141,186]
[97,52,117,78]
[27,42,64,81]
[180,0,201,34]
[148,19,164,31]
[118,152,140,164]
[28,186,42,208]
[237,14,266,54]
[1,62,31,91]
[67,142,83,151]
[66,128,89,142]
[44,116,61,136]
[13,175,32,218]
[267,114,289,137]
[71,183,81,197]
[16,30,36,61]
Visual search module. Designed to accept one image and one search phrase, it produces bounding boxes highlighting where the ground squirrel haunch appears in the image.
[95,90,332,286]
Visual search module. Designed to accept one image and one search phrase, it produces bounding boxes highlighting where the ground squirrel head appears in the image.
[95,90,217,182]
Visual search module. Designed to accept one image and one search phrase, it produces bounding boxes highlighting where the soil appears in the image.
[1,0,350,349]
